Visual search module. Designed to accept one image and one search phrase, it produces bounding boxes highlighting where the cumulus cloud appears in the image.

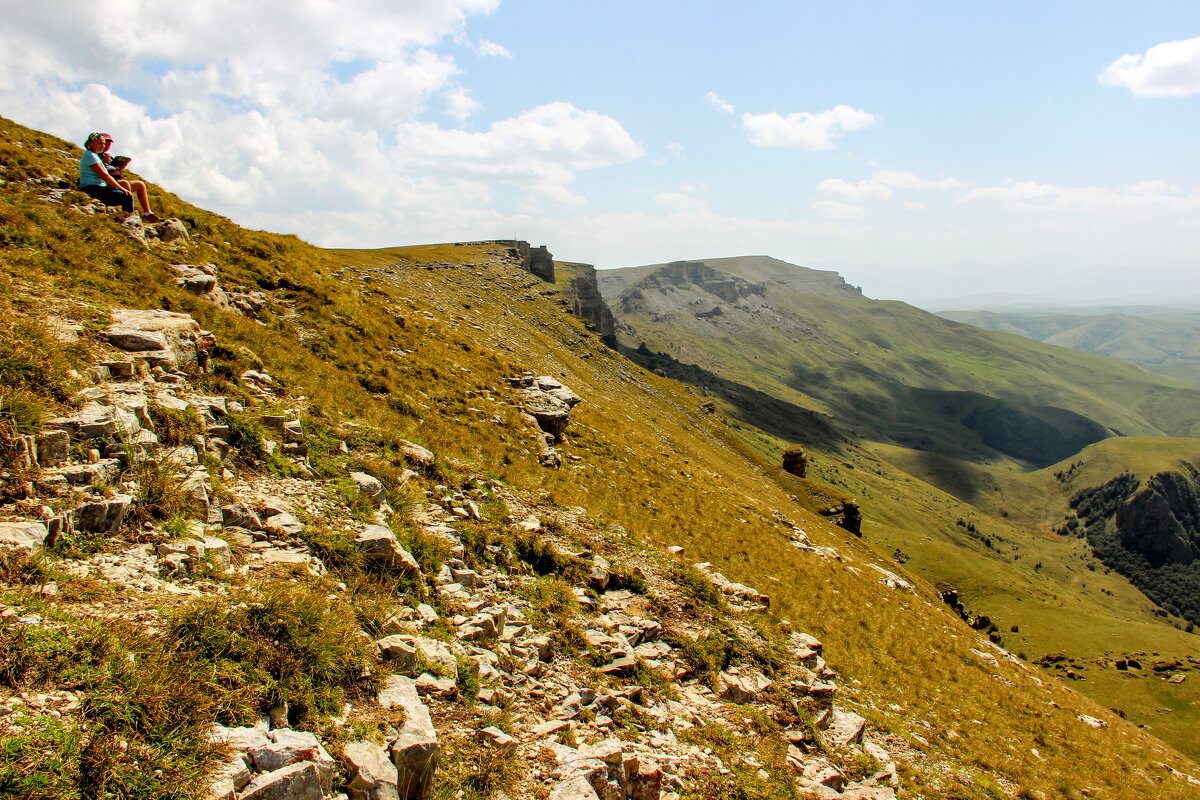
[0,0,643,244]
[705,91,735,114]
[962,180,1200,215]
[741,105,877,150]
[1099,36,1200,97]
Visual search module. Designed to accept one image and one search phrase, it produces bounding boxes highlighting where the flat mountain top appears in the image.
[597,255,862,302]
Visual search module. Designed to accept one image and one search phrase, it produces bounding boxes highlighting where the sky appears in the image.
[2,1,1199,304]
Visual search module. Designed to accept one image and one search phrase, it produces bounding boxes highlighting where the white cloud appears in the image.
[0,1,645,239]
[1099,36,1200,97]
[444,87,482,121]
[962,180,1200,216]
[741,104,877,150]
[393,102,642,180]
[705,91,735,114]
[816,170,964,202]
[655,184,706,212]
[811,200,866,220]
[816,178,893,202]
[475,39,512,58]
[666,142,685,157]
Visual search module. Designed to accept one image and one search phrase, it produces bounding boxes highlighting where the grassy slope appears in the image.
[940,309,1200,388]
[3,116,1200,797]
[602,257,1200,759]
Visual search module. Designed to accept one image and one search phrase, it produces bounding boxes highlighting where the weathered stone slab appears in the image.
[0,521,49,554]
[356,525,420,573]
[343,740,400,800]
[239,761,323,800]
[379,676,439,800]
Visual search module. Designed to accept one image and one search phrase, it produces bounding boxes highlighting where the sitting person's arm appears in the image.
[80,149,128,194]
[88,161,128,193]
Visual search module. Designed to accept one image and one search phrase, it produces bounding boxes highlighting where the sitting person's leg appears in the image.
[117,179,158,221]
[82,183,134,212]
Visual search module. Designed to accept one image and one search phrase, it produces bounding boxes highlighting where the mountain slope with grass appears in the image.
[3,116,1200,800]
[939,308,1200,387]
[597,255,1200,762]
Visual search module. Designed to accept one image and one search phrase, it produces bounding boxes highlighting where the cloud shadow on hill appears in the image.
[620,345,847,453]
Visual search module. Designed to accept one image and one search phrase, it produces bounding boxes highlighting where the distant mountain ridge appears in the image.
[939,308,1200,387]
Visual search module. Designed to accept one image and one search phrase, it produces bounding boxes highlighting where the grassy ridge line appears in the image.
[2,115,1200,796]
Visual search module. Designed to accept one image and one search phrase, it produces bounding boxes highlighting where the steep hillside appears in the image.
[3,117,1200,799]
[940,308,1200,387]
[598,255,1200,758]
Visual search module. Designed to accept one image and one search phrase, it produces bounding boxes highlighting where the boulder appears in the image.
[352,472,388,506]
[550,776,602,800]
[343,740,400,800]
[379,676,439,800]
[719,670,773,704]
[782,445,808,477]
[356,525,420,573]
[399,440,436,468]
[252,729,335,791]
[104,309,201,369]
[521,390,571,442]
[240,762,323,800]
[73,494,132,533]
[824,709,867,747]
[36,429,70,467]
[0,521,49,554]
[263,511,305,537]
[159,220,190,244]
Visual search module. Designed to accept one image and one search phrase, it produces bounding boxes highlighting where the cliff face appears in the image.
[560,262,617,347]
[634,261,766,304]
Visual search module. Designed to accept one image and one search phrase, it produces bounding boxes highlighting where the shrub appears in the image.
[0,618,225,798]
[148,404,204,447]
[169,581,381,724]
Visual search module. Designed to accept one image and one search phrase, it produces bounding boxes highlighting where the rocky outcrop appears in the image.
[1115,468,1200,567]
[561,263,618,347]
[626,262,765,307]
[782,445,808,477]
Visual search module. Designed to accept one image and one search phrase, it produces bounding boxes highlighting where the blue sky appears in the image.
[3,1,1199,303]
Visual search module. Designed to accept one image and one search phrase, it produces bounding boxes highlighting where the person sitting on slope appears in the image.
[78,132,160,222]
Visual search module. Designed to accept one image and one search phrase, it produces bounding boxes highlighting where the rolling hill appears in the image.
[939,308,1200,387]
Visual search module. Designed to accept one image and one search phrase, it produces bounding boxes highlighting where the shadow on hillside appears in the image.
[620,345,847,453]
[784,363,1108,470]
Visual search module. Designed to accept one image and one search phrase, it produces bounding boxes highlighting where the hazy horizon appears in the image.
[3,2,1198,303]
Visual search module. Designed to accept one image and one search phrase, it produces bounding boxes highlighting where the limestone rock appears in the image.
[379,676,439,799]
[104,309,201,369]
[824,709,867,747]
[159,219,190,243]
[399,441,435,468]
[240,761,323,800]
[343,740,400,800]
[0,521,49,554]
[352,472,388,506]
[719,670,773,704]
[550,776,602,800]
[356,525,420,573]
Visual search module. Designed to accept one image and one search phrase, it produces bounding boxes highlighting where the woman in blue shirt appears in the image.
[79,132,159,222]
